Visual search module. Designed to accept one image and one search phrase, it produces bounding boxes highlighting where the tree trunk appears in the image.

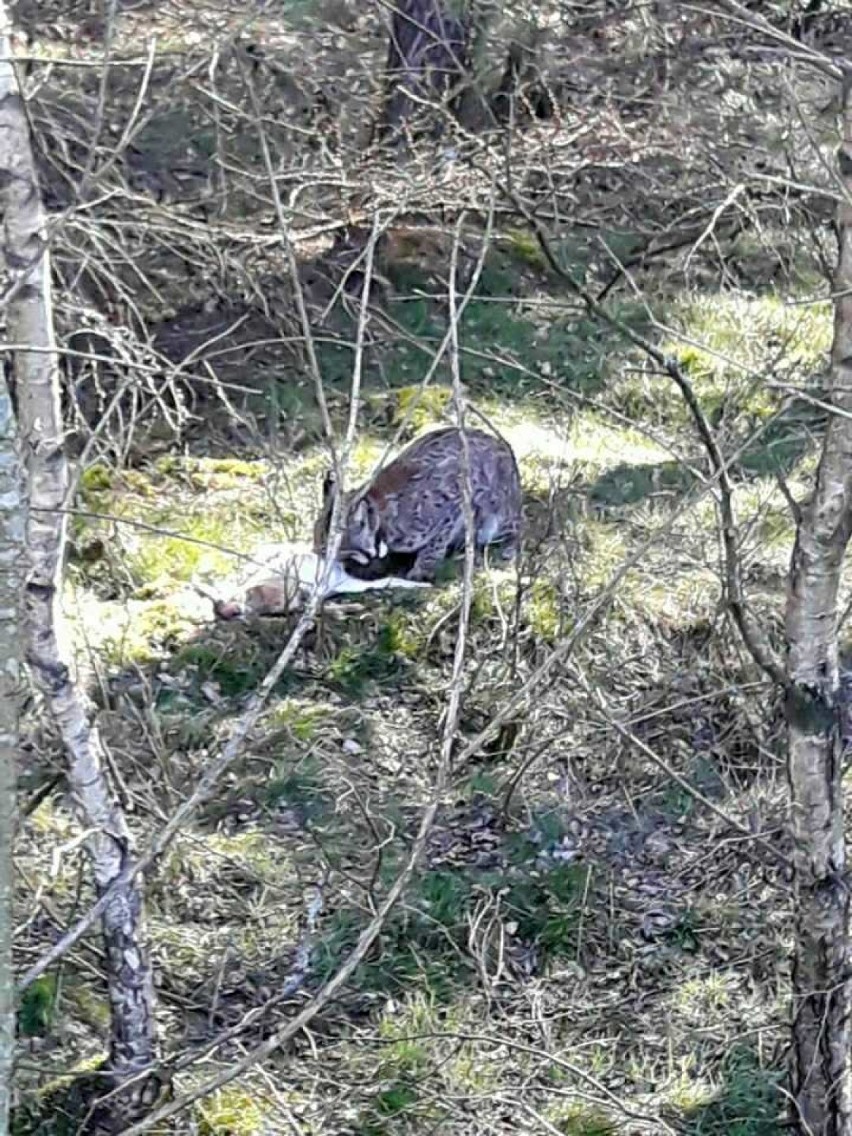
[0,2,158,1120]
[378,0,469,145]
[784,72,852,1136]
[0,377,20,1133]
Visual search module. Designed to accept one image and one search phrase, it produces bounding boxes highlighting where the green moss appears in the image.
[18,976,58,1038]
[154,455,267,487]
[79,463,113,495]
[124,513,245,591]
[393,384,453,432]
[73,452,301,598]
[503,227,548,270]
[527,578,562,641]
[196,1087,269,1136]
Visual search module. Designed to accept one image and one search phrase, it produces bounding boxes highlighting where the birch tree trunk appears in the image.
[0,380,21,1134]
[0,3,158,1121]
[784,72,852,1136]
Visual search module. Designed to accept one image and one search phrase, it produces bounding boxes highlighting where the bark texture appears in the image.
[0,376,21,1134]
[379,0,469,142]
[0,1,157,1111]
[784,72,852,1135]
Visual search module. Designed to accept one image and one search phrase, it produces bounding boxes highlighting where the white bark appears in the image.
[0,0,157,1105]
[784,74,852,1136]
[0,381,21,1134]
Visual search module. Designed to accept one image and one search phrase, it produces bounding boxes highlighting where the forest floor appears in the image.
[12,3,845,1135]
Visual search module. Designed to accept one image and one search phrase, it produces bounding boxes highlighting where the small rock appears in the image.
[201,681,221,704]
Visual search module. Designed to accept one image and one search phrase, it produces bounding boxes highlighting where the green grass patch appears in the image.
[173,637,290,700]
[18,976,58,1038]
[544,1103,617,1136]
[678,1047,782,1135]
[614,292,831,438]
[316,840,592,1003]
[588,460,696,510]
[326,620,411,696]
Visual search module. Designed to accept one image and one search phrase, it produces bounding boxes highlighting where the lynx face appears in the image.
[342,495,388,565]
[313,472,390,570]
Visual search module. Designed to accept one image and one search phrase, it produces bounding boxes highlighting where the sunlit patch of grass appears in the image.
[151,838,302,967]
[667,1066,719,1113]
[568,412,672,477]
[24,798,76,841]
[363,995,505,1130]
[667,293,831,377]
[527,577,563,641]
[72,593,203,667]
[574,521,630,590]
[635,566,720,624]
[147,921,214,978]
[672,971,740,1029]
[75,456,304,597]
[124,510,262,593]
[352,435,387,468]
[504,418,572,463]
[618,292,833,434]
[377,993,440,1072]
[203,830,292,878]
[612,292,830,438]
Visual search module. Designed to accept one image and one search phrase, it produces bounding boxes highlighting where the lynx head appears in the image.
[314,469,388,565]
[341,493,388,565]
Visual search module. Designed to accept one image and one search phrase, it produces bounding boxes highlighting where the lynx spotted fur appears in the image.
[314,427,522,582]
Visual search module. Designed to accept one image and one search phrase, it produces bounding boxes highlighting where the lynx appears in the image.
[314,427,522,582]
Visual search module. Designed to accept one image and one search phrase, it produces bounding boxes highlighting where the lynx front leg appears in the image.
[408,519,461,582]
